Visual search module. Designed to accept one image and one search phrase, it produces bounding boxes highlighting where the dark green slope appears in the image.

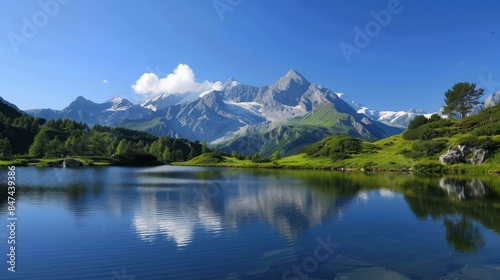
[0,97,44,154]
[219,102,403,157]
[220,125,332,157]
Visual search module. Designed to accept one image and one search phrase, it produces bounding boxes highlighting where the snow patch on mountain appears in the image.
[485,91,500,108]
[106,97,134,111]
[27,96,150,125]
[223,101,265,124]
[140,78,240,111]
[224,100,263,116]
[336,93,429,128]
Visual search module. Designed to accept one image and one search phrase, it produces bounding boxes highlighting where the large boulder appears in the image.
[469,148,486,165]
[439,144,486,165]
[457,144,472,158]
[439,149,462,165]
[63,159,84,167]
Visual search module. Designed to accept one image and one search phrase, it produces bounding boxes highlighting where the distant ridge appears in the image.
[27,96,150,126]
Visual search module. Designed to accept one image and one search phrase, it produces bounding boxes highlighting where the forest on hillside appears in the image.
[0,101,206,165]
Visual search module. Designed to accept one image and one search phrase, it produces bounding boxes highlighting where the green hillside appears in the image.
[296,103,347,127]
[180,104,500,174]
[220,124,332,157]
[117,117,166,133]
[284,104,500,173]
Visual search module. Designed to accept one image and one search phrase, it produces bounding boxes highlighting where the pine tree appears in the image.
[443,82,484,118]
[188,147,196,160]
[107,139,119,156]
[202,140,208,154]
[0,136,13,158]
[251,153,260,162]
[116,139,131,155]
[162,146,172,162]
[78,132,90,155]
[149,141,161,159]
[65,134,80,156]
[172,149,184,161]
[46,138,64,158]
[90,133,106,156]
[270,151,281,162]
[29,131,50,157]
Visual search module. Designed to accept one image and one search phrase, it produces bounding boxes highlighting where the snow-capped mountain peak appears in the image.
[485,91,500,108]
[27,96,150,126]
[336,92,428,128]
[407,108,426,114]
[140,77,240,111]
[105,97,134,112]
[224,77,239,86]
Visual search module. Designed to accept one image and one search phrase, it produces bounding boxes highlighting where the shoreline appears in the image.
[172,158,500,175]
[2,155,499,175]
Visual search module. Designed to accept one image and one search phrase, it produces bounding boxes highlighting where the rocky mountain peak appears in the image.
[105,97,135,111]
[274,69,310,91]
[225,77,237,83]
[69,96,96,108]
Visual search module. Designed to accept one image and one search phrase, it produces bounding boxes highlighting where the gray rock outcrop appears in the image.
[439,144,486,165]
[439,146,462,165]
[469,149,486,165]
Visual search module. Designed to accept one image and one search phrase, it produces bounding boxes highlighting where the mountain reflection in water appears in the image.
[2,167,500,279]
[131,172,347,246]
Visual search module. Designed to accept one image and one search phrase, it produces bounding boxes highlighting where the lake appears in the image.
[1,166,500,279]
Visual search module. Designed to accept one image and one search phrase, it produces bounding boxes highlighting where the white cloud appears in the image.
[357,191,369,202]
[132,64,217,97]
[379,189,396,199]
[102,79,109,84]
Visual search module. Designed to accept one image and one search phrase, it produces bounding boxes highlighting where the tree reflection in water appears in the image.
[439,177,487,253]
[402,176,500,254]
[444,216,485,253]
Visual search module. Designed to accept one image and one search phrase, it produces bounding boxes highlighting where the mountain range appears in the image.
[25,70,500,156]
[27,96,150,126]
[336,93,433,128]
[115,70,405,156]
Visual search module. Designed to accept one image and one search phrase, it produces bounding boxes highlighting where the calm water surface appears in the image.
[1,166,500,279]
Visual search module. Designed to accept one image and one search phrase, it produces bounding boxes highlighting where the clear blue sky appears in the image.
[1,0,499,112]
